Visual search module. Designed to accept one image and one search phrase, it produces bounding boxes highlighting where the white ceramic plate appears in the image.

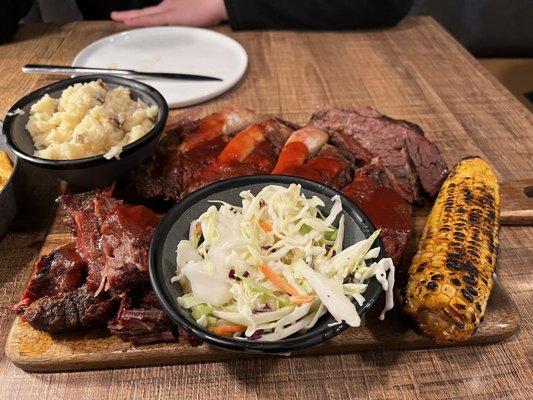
[73,27,248,108]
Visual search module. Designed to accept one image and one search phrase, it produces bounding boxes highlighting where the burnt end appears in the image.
[24,286,116,333]
[13,242,86,312]
[108,290,177,345]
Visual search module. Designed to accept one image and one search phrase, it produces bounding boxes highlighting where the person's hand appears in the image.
[111,0,228,27]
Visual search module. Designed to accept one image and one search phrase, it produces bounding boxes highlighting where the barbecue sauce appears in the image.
[342,173,412,264]
[282,156,347,189]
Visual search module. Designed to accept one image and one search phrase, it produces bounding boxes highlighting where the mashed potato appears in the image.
[26,80,158,160]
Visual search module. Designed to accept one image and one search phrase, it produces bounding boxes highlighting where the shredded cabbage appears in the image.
[173,184,395,341]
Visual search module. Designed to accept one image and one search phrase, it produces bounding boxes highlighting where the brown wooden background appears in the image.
[0,17,531,399]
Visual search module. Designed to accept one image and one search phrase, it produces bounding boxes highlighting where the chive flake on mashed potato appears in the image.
[26,80,158,160]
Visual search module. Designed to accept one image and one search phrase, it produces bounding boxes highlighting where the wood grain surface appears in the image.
[0,17,532,399]
[499,179,533,225]
[3,281,520,372]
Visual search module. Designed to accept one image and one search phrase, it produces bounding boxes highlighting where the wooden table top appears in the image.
[0,17,531,400]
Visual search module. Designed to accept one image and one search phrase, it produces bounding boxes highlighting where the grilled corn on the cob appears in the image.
[401,157,500,343]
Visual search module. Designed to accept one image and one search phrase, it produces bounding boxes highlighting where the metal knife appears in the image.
[22,64,223,82]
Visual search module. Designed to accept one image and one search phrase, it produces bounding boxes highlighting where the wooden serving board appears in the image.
[5,178,528,372]
[5,282,519,372]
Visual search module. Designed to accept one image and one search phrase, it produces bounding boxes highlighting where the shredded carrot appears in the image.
[259,219,272,232]
[261,264,300,296]
[210,324,246,336]
[290,295,316,304]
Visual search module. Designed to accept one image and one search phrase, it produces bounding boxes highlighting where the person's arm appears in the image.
[111,0,412,29]
[111,0,228,27]
[0,0,34,43]
[225,0,413,30]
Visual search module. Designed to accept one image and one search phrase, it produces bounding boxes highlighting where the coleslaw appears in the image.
[172,184,395,341]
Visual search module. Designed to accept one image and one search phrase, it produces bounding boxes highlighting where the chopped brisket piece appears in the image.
[311,105,448,203]
[15,191,180,345]
[13,242,86,312]
[129,331,176,346]
[99,203,159,294]
[58,191,159,295]
[24,286,116,333]
[59,191,119,292]
[108,289,176,345]
[178,326,203,347]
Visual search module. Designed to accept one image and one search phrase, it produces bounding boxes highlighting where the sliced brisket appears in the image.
[311,105,448,203]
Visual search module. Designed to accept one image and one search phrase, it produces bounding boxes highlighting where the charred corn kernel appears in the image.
[400,157,500,344]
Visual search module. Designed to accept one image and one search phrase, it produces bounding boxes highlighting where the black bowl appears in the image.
[149,175,388,354]
[0,130,21,238]
[2,75,168,188]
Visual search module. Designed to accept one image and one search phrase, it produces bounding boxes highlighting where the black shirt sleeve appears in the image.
[224,0,413,30]
[0,0,33,43]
